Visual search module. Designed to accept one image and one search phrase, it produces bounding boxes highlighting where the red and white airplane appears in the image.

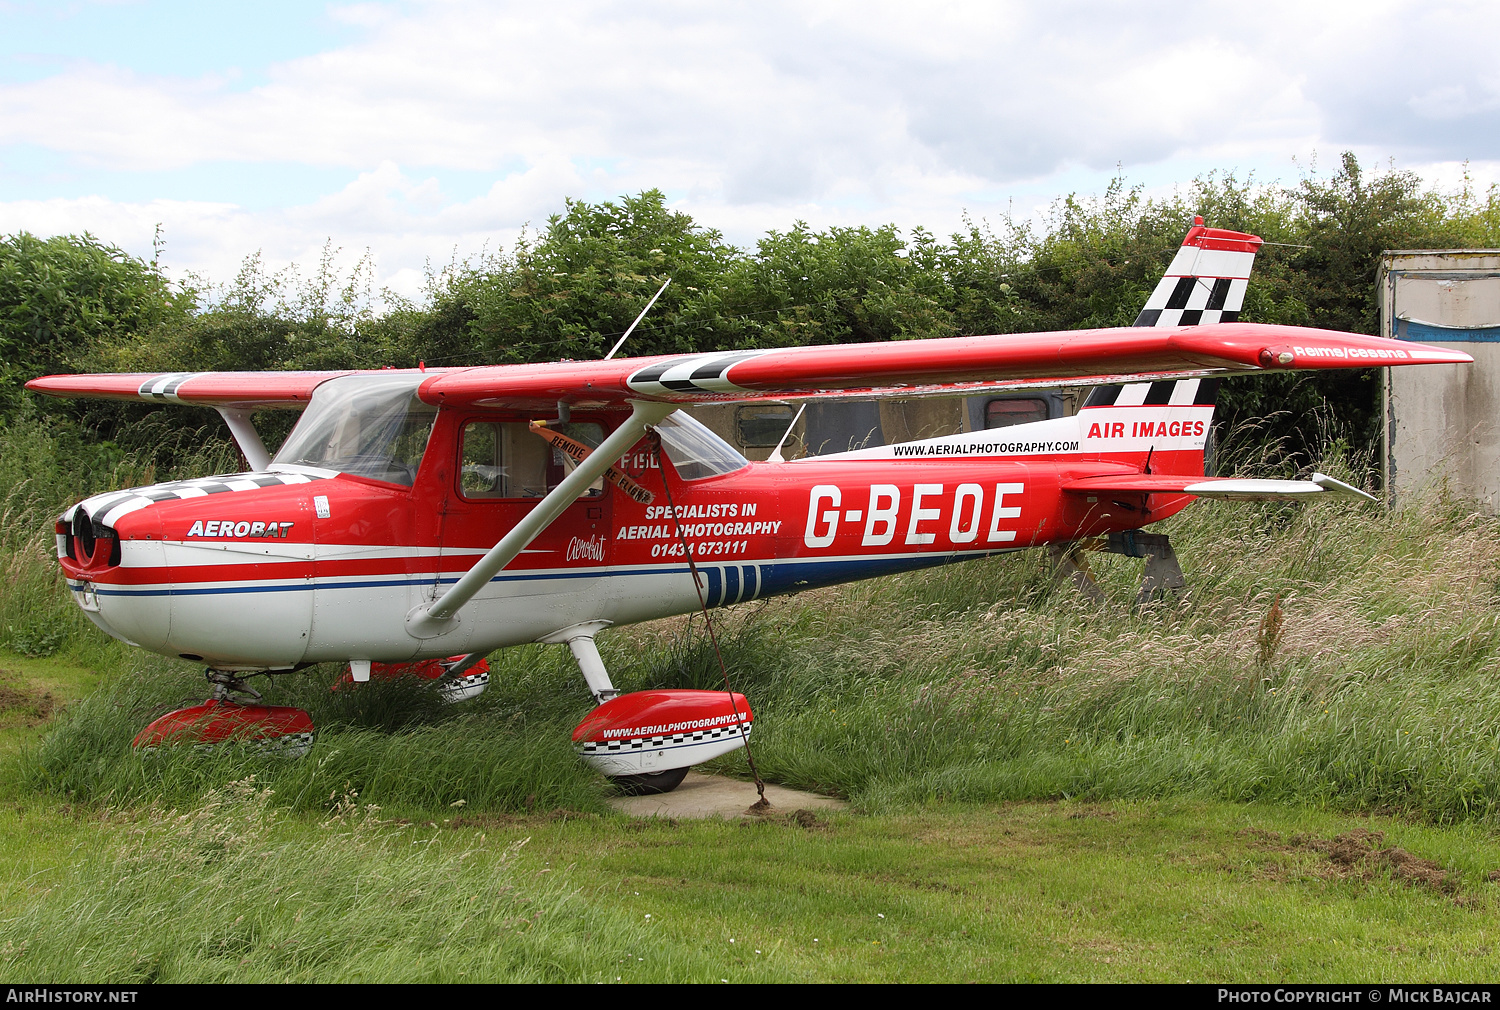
[27,219,1471,792]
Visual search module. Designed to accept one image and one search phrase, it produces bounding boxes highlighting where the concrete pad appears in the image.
[608,772,847,820]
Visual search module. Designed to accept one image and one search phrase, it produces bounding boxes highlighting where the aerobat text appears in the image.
[185,520,295,538]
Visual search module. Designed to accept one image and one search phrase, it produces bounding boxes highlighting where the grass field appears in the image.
[7,421,1500,980]
[3,787,1500,982]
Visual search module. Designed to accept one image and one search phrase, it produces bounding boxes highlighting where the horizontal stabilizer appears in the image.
[1061,472,1377,502]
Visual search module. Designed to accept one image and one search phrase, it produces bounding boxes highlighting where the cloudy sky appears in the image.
[2,0,1496,298]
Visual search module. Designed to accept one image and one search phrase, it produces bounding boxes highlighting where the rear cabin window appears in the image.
[459,421,604,499]
[736,404,796,448]
[984,397,1049,429]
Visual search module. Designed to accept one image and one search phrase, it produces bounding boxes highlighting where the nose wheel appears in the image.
[206,670,264,703]
[610,767,691,796]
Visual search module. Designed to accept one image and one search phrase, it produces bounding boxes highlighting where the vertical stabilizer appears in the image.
[829,218,1258,476]
[1133,216,1261,328]
[1077,217,1261,475]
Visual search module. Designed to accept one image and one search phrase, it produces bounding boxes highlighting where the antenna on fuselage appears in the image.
[604,277,672,360]
[766,403,807,464]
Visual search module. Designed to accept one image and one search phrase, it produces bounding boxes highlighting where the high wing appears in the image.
[24,370,405,408]
[25,322,1470,412]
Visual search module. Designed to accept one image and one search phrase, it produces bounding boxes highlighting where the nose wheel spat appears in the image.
[133,669,316,757]
[134,700,316,756]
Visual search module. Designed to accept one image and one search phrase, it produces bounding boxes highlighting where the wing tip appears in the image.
[1183,217,1263,254]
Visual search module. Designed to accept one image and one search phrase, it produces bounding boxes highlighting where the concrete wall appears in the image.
[1381,251,1500,509]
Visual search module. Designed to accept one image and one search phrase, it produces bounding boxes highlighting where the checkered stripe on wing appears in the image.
[137,373,205,402]
[626,351,773,396]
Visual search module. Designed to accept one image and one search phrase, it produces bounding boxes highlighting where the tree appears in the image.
[22,160,1500,480]
[459,189,742,363]
[0,232,191,417]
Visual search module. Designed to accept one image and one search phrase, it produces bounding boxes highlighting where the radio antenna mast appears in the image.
[604,277,672,360]
[766,403,807,464]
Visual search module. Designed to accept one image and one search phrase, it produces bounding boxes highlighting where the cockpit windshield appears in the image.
[655,411,750,480]
[273,374,437,486]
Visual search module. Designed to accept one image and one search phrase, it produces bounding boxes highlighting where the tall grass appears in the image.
[8,411,1500,822]
[0,778,650,982]
[681,484,1500,821]
[14,653,607,813]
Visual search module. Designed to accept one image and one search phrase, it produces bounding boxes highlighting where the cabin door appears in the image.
[437,417,613,641]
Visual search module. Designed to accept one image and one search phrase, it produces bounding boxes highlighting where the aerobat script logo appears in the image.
[566,535,606,561]
[804,483,1023,549]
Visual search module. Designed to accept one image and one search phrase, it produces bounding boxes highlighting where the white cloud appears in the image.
[0,161,584,300]
[3,0,1500,295]
[0,1,1337,176]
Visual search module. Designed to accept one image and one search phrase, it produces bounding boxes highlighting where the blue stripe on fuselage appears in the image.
[79,548,1014,602]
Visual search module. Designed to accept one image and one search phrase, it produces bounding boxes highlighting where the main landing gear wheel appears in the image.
[552,624,753,797]
[573,690,754,794]
[332,655,490,702]
[610,767,690,796]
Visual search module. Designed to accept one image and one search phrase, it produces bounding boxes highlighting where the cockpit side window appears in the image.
[459,420,605,499]
[273,374,437,486]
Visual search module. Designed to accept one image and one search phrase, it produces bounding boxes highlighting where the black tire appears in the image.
[611,766,690,796]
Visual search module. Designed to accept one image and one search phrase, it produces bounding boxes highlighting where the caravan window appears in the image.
[736,404,796,447]
[984,397,1049,429]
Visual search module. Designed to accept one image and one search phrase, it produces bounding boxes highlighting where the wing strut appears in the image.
[217,408,271,471]
[405,399,677,640]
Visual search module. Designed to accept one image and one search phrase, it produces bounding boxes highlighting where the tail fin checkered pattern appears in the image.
[1133,216,1261,328]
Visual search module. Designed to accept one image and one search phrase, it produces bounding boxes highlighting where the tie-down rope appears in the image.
[649,430,769,809]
